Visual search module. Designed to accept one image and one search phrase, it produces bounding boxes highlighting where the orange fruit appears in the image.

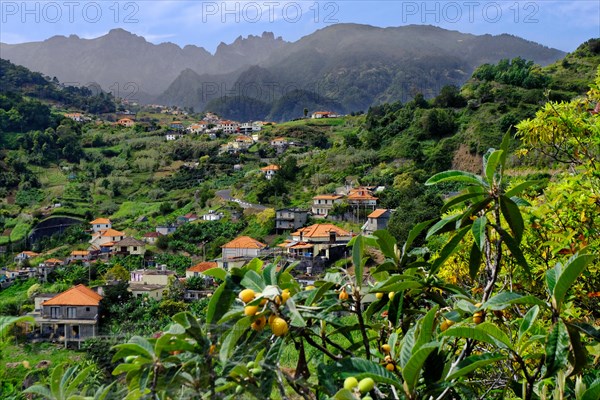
[251,316,266,331]
[239,289,256,303]
[270,317,289,337]
[244,305,259,316]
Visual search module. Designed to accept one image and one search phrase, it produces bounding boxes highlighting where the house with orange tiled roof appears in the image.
[312,194,344,217]
[347,187,378,207]
[90,218,112,233]
[260,164,280,180]
[30,284,103,346]
[90,228,125,248]
[186,261,218,279]
[220,236,267,268]
[284,223,353,261]
[14,251,40,264]
[362,209,393,235]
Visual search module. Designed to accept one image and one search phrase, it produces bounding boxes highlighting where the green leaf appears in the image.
[373,230,399,263]
[262,263,277,286]
[441,323,511,349]
[430,226,470,275]
[402,342,439,392]
[427,214,461,239]
[352,235,364,288]
[566,324,588,376]
[333,389,358,400]
[446,353,506,381]
[505,180,540,198]
[484,292,546,311]
[399,325,417,369]
[334,358,401,388]
[544,320,570,378]
[241,270,265,293]
[567,321,600,341]
[285,297,306,328]
[494,226,530,275]
[206,278,237,326]
[414,306,439,351]
[425,170,486,187]
[582,379,600,400]
[219,316,252,363]
[203,267,227,281]
[518,305,540,344]
[552,254,596,312]
[546,267,557,295]
[500,196,524,243]
[401,219,435,261]
[441,191,486,213]
[376,280,422,293]
[471,216,487,250]
[484,149,503,184]
[469,243,482,280]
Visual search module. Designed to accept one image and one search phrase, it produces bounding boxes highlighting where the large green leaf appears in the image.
[399,325,417,369]
[401,219,435,262]
[498,131,511,169]
[427,214,461,239]
[484,149,503,185]
[0,315,35,337]
[582,379,600,400]
[484,292,546,311]
[552,254,596,312]
[504,180,540,198]
[446,353,506,381]
[469,243,482,280]
[219,316,252,363]
[241,270,265,293]
[373,230,399,263]
[430,226,470,275]
[441,323,511,349]
[441,191,486,213]
[471,216,487,251]
[206,278,237,326]
[352,235,364,288]
[494,226,530,275]
[202,267,227,281]
[414,306,439,352]
[285,297,306,328]
[544,320,570,378]
[518,305,540,344]
[402,342,439,392]
[425,170,486,187]
[500,195,524,243]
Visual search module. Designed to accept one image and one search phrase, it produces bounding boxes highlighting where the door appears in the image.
[66,307,77,319]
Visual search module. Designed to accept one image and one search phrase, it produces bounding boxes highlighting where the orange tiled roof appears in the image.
[347,189,378,201]
[187,261,218,273]
[70,250,89,256]
[236,136,253,142]
[90,218,111,225]
[313,194,343,200]
[292,224,351,238]
[222,236,267,249]
[313,111,332,115]
[44,258,63,264]
[42,284,102,306]
[368,209,389,219]
[101,228,125,237]
[20,251,40,257]
[261,165,280,172]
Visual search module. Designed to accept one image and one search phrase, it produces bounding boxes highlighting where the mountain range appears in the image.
[0,24,565,121]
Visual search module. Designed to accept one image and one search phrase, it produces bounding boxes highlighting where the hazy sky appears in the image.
[1,1,598,52]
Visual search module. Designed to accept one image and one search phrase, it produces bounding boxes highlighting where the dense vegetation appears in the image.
[0,39,598,399]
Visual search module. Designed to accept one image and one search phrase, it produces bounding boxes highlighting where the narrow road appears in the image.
[216,189,267,211]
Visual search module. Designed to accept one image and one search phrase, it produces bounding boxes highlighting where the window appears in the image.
[133,247,137,251]
[50,307,60,318]
[86,307,90,312]
[66,307,77,318]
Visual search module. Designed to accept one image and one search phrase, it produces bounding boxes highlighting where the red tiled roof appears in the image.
[90,218,111,225]
[187,261,218,273]
[222,236,267,249]
[70,250,89,256]
[292,224,351,238]
[42,284,102,306]
[101,229,125,237]
[368,209,389,219]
